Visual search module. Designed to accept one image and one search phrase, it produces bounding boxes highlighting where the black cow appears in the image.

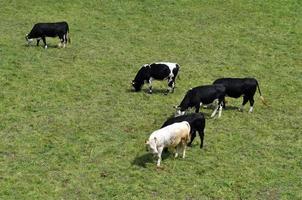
[175,84,226,118]
[213,78,266,112]
[25,21,70,49]
[132,62,180,94]
[161,113,206,149]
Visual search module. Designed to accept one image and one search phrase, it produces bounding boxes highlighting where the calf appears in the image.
[25,21,70,49]
[161,113,205,148]
[132,62,180,94]
[213,78,266,112]
[145,121,190,167]
[175,84,226,118]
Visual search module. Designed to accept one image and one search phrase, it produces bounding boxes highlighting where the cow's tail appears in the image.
[176,64,180,80]
[67,32,71,44]
[184,122,191,144]
[66,24,71,44]
[257,81,268,106]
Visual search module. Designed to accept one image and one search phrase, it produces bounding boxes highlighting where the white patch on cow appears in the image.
[249,106,254,113]
[155,62,178,77]
[27,37,34,45]
[176,110,185,116]
[63,43,66,48]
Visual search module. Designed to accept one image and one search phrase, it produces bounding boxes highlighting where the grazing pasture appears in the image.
[0,0,301,199]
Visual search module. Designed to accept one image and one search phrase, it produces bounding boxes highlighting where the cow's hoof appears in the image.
[156,166,164,170]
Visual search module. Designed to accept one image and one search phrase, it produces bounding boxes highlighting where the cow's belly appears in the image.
[226,92,242,98]
[45,33,59,37]
[151,73,170,80]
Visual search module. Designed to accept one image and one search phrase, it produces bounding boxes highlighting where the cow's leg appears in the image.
[194,104,200,113]
[36,39,40,46]
[58,35,64,48]
[222,98,226,109]
[187,130,196,147]
[181,140,187,158]
[175,145,179,158]
[211,101,219,117]
[157,146,163,167]
[218,104,223,118]
[166,77,175,94]
[240,96,249,111]
[42,37,47,49]
[148,78,153,94]
[248,96,255,113]
[63,34,67,48]
[198,130,204,149]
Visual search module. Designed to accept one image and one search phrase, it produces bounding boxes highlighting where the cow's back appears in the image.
[152,121,190,147]
[192,85,224,104]
[149,63,171,80]
[162,113,204,132]
[214,78,257,97]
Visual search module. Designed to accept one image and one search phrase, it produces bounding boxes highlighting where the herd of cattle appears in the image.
[25,22,267,168]
[133,62,267,167]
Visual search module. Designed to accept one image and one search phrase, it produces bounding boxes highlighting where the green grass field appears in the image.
[1,0,302,199]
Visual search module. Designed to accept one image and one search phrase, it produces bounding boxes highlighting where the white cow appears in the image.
[145,121,191,167]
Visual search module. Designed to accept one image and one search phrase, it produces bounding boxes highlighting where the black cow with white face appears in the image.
[213,78,266,112]
[161,113,206,149]
[25,21,70,49]
[175,84,226,118]
[132,62,180,94]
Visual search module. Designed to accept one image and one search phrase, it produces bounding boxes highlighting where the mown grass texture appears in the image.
[0,0,302,199]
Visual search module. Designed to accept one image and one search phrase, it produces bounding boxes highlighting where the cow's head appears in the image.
[145,138,158,154]
[132,80,144,91]
[132,64,150,92]
[25,34,33,44]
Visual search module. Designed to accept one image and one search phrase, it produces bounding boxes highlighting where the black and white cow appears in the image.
[132,62,180,94]
[161,113,206,149]
[25,21,70,49]
[175,84,226,118]
[213,78,266,112]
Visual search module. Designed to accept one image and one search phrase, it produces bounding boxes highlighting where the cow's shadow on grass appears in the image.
[142,88,170,95]
[132,151,172,168]
[125,88,171,95]
[224,105,240,111]
[23,44,61,49]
